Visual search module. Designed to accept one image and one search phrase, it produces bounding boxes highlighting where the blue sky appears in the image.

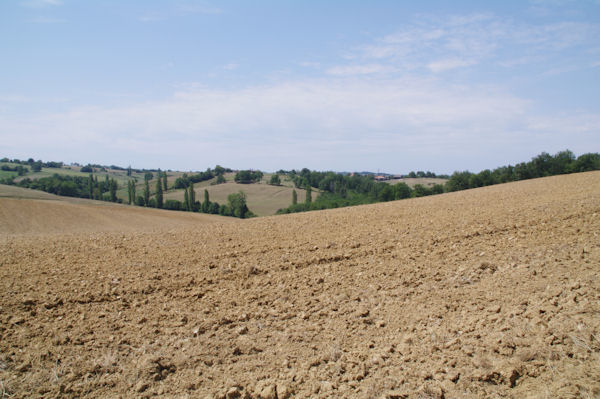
[1,0,599,173]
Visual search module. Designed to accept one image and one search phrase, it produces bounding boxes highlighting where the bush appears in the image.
[234,170,263,184]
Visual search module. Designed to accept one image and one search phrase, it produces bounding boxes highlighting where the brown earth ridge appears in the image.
[0,172,599,398]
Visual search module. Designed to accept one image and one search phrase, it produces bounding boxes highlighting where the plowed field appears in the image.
[1,172,599,398]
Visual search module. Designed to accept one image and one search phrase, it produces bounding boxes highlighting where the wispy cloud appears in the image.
[138,13,163,22]
[333,13,599,77]
[427,58,474,73]
[223,63,239,71]
[0,77,537,170]
[299,61,321,69]
[5,76,596,171]
[326,64,396,76]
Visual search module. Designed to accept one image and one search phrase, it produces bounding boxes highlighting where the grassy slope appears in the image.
[164,181,310,216]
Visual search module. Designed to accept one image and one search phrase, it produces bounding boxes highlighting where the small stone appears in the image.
[320,381,333,392]
[135,381,149,393]
[226,386,241,399]
[16,362,31,372]
[384,390,409,399]
[237,326,248,335]
[258,384,277,399]
[276,383,293,399]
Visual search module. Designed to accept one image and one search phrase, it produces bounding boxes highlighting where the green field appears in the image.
[164,181,311,216]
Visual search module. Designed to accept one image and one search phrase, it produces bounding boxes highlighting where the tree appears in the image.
[234,170,263,183]
[214,165,226,175]
[188,182,196,211]
[109,179,117,202]
[131,181,136,204]
[88,174,94,199]
[202,189,210,213]
[184,188,190,211]
[573,153,600,172]
[144,179,150,206]
[305,185,312,204]
[216,174,226,184]
[31,161,43,172]
[445,171,472,192]
[269,174,281,186]
[292,189,297,205]
[156,177,163,208]
[162,172,168,191]
[227,191,253,218]
[127,165,132,176]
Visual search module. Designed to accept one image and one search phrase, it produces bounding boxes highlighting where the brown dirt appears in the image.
[1,172,599,398]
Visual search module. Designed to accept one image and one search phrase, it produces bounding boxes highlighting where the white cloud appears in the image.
[326,64,396,76]
[427,58,474,73]
[138,13,163,22]
[346,13,599,76]
[223,63,239,71]
[299,61,321,68]
[0,77,538,169]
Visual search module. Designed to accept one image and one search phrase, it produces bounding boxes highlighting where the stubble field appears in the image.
[0,172,599,398]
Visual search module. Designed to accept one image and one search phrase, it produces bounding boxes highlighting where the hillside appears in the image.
[1,172,599,398]
[0,185,231,235]
[165,181,310,216]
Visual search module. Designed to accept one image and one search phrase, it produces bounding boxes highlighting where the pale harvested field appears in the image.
[1,172,599,398]
[164,182,310,216]
[0,185,228,235]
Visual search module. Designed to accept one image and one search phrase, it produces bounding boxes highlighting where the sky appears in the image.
[1,0,599,174]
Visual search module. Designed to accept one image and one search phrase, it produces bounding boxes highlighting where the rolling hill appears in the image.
[1,172,599,398]
[0,184,231,235]
[164,181,311,216]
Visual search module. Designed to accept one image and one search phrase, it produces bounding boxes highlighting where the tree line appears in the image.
[15,173,120,202]
[2,160,252,218]
[277,150,600,214]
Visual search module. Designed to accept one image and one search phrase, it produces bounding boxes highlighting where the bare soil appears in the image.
[1,172,599,398]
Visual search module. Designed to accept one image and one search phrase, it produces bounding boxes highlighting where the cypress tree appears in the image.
[88,173,94,199]
[127,181,132,204]
[305,185,312,204]
[144,179,150,206]
[163,172,168,191]
[292,189,297,205]
[184,188,190,211]
[202,189,210,213]
[156,177,163,208]
[189,182,195,211]
[132,181,136,204]
[109,179,117,202]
